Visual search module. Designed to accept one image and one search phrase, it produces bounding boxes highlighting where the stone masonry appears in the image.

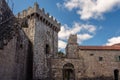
[0,34,29,80]
[17,2,60,80]
[0,0,29,80]
[52,34,120,80]
[1,0,120,80]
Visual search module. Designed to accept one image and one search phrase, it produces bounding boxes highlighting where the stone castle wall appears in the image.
[0,37,17,80]
[33,13,59,80]
[79,50,120,78]
[51,35,120,80]
[0,28,29,80]
[0,0,29,80]
[17,2,61,80]
[52,49,120,80]
[2,1,120,80]
[51,58,85,80]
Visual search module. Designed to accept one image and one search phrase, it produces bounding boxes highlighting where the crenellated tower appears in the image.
[16,2,61,80]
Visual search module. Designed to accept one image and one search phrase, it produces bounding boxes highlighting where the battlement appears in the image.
[68,34,77,44]
[16,2,61,32]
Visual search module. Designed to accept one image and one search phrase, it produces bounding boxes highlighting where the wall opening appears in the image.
[63,63,75,80]
[114,69,119,80]
[26,41,33,80]
[46,44,50,54]
[99,57,103,61]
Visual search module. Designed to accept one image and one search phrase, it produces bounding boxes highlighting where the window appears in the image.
[20,44,23,49]
[115,56,120,62]
[90,53,94,56]
[119,56,120,61]
[45,44,50,54]
[99,57,103,61]
[21,19,28,28]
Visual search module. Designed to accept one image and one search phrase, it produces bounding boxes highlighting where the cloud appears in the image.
[58,0,120,20]
[56,3,63,9]
[59,22,96,40]
[106,36,120,46]
[77,34,93,43]
[58,22,96,50]
[58,40,67,50]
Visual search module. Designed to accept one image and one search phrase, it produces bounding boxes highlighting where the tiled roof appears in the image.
[79,45,120,50]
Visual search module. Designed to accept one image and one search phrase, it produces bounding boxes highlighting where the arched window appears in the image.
[114,69,119,80]
[63,63,74,69]
[46,44,50,54]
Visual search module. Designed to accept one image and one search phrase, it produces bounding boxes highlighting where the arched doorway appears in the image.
[63,63,75,80]
[114,69,119,80]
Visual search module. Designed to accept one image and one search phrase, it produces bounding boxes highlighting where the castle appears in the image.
[0,0,120,80]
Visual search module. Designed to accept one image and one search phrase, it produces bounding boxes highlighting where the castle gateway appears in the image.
[0,0,120,80]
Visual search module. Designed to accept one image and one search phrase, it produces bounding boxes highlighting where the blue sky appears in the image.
[8,0,120,51]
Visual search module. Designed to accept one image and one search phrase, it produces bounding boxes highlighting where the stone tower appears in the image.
[17,2,60,80]
[0,0,15,48]
[66,34,78,58]
[0,0,29,80]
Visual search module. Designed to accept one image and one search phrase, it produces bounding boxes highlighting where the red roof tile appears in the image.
[79,46,120,50]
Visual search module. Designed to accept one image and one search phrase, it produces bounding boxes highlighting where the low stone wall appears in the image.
[80,76,114,80]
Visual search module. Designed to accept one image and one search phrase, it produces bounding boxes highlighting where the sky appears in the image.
[8,0,120,51]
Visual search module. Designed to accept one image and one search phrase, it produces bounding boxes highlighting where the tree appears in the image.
[57,51,65,58]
